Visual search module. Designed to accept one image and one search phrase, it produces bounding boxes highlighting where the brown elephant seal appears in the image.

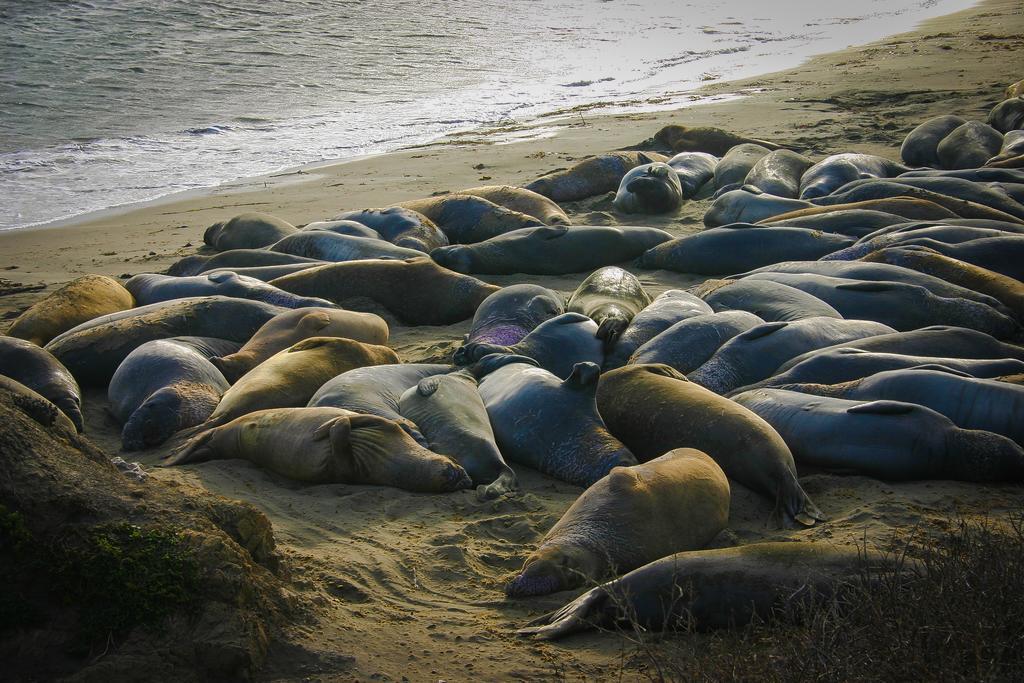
[524,151,667,202]
[760,197,959,223]
[398,369,518,498]
[712,143,772,192]
[201,336,399,429]
[204,212,298,251]
[646,125,782,156]
[44,296,285,386]
[988,97,1024,134]
[164,407,471,492]
[596,364,823,527]
[567,266,651,348]
[457,185,570,225]
[395,195,542,244]
[331,207,449,252]
[812,180,1024,223]
[6,275,135,347]
[166,249,323,277]
[505,448,729,597]
[270,257,500,325]
[900,115,967,167]
[0,336,83,432]
[211,307,389,383]
[744,149,813,199]
[937,121,1004,170]
[0,375,77,438]
[518,542,890,639]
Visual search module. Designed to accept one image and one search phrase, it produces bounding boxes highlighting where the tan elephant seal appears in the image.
[165,407,472,492]
[0,376,77,438]
[457,185,570,225]
[760,197,958,223]
[7,275,135,347]
[505,448,729,597]
[211,308,389,383]
[524,151,667,202]
[204,212,298,251]
[200,337,399,428]
[647,125,782,156]
[395,195,542,244]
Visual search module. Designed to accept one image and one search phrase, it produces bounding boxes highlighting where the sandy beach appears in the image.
[3,0,1023,679]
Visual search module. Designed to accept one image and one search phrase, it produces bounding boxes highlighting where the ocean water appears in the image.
[0,0,973,230]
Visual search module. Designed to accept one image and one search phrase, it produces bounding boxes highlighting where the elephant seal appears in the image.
[430,225,672,276]
[760,197,959,223]
[567,266,651,348]
[167,249,323,277]
[825,225,1018,262]
[201,337,399,429]
[524,151,666,202]
[0,375,77,438]
[396,195,542,244]
[308,363,448,443]
[705,189,815,226]
[988,97,1024,134]
[459,284,564,350]
[475,355,637,487]
[301,219,382,239]
[637,225,853,274]
[456,185,570,225]
[454,313,602,380]
[937,121,1005,170]
[505,448,729,597]
[863,236,1024,282]
[988,130,1024,166]
[811,181,1023,223]
[732,389,1024,482]
[518,542,889,639]
[897,167,1024,185]
[742,272,1018,338]
[597,364,822,526]
[108,337,239,450]
[732,347,1024,395]
[6,274,135,347]
[779,366,1024,446]
[204,212,297,251]
[124,272,337,309]
[798,153,910,199]
[826,177,1024,221]
[603,290,713,369]
[398,369,518,498]
[759,209,913,238]
[613,163,683,214]
[165,408,471,492]
[330,207,448,252]
[268,231,424,262]
[694,278,841,322]
[628,311,765,373]
[712,143,772,192]
[44,297,285,386]
[900,115,968,167]
[667,152,718,199]
[861,247,1024,321]
[270,257,500,326]
[1007,80,1024,100]
[0,336,83,432]
[744,149,813,199]
[203,263,322,282]
[647,125,781,156]
[211,307,389,383]
[688,317,895,395]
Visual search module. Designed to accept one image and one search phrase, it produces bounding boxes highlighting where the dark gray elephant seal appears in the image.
[459,284,565,350]
[988,97,1024,134]
[398,369,518,498]
[125,271,337,309]
[597,364,823,527]
[798,153,910,199]
[457,185,571,226]
[603,290,713,369]
[475,355,637,488]
[732,389,1024,482]
[628,310,765,373]
[455,313,602,380]
[108,336,239,450]
[301,219,382,239]
[166,249,323,277]
[864,236,1024,281]
[268,230,424,262]
[518,542,890,640]
[524,151,667,202]
[695,278,841,322]
[778,366,1024,446]
[331,207,449,252]
[667,152,718,199]
[637,225,853,274]
[204,263,321,282]
[0,375,77,438]
[688,317,895,395]
[430,225,672,276]
[742,272,1019,338]
[396,195,543,244]
[827,177,1024,221]
[744,149,813,198]
[613,162,683,214]
[308,363,449,444]
[988,130,1024,166]
[937,121,1004,170]
[759,209,913,238]
[0,336,83,432]
[164,407,472,492]
[809,181,1022,223]
[44,296,285,386]
[825,225,1018,262]
[204,212,297,251]
[567,266,652,348]
[900,115,967,167]
[712,143,772,192]
[505,448,729,597]
[705,189,815,226]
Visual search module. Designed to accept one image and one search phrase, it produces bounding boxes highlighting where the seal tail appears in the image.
[769,480,827,529]
[161,427,217,466]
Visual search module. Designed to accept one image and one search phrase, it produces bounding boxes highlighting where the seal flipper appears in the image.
[770,480,827,529]
[563,362,601,389]
[516,586,612,640]
[162,428,217,466]
[476,466,520,501]
[453,342,513,366]
[465,353,538,380]
[596,316,629,351]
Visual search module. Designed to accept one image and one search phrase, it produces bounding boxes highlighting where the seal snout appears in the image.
[504,571,561,598]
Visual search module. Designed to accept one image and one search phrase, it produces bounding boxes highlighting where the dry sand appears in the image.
[3,0,1024,680]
